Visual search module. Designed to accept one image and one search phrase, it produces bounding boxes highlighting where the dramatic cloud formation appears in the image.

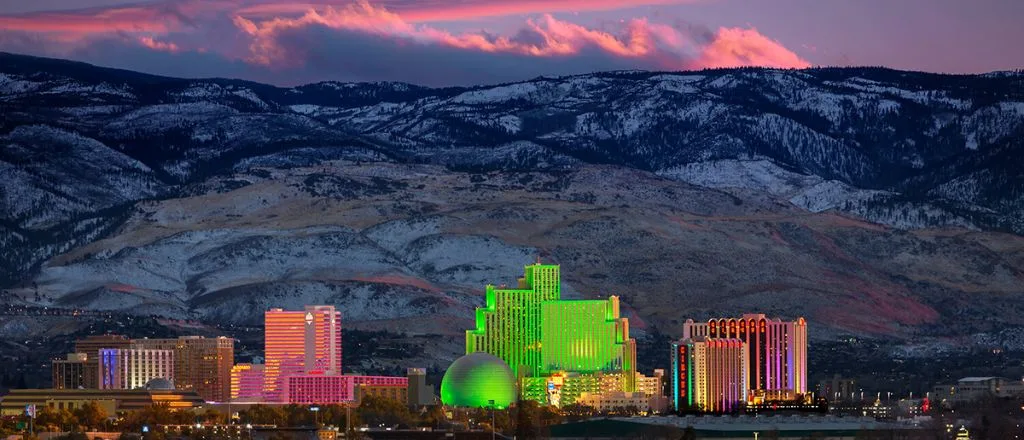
[0,0,811,86]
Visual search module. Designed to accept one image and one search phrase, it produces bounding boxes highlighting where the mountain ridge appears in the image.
[2,53,1024,363]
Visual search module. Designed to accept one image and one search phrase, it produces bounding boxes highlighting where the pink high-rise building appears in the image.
[263,306,342,402]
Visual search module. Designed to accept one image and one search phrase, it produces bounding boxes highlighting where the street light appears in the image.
[488,400,496,440]
[310,406,320,427]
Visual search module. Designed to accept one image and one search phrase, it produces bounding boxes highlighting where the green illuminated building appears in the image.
[520,371,630,406]
[540,297,636,377]
[463,262,639,406]
[466,263,560,378]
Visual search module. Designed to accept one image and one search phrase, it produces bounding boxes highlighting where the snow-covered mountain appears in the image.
[2,53,1024,353]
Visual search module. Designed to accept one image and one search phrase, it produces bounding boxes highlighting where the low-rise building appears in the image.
[351,375,409,404]
[285,375,353,404]
[406,368,435,406]
[932,377,1024,406]
[634,369,664,398]
[231,363,266,402]
[0,389,203,416]
[280,374,409,405]
[576,391,665,414]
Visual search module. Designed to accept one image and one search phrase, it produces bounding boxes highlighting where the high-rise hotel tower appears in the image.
[466,263,560,378]
[680,315,807,403]
[671,337,748,413]
[464,262,649,407]
[263,306,342,401]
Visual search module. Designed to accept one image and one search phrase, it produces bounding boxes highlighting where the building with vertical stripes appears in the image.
[52,353,88,390]
[540,296,636,376]
[671,337,747,413]
[74,335,132,389]
[682,315,807,402]
[98,348,175,390]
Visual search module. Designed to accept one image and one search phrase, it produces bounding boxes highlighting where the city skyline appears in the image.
[0,1,1020,86]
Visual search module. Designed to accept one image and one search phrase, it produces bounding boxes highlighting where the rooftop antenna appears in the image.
[536,256,542,265]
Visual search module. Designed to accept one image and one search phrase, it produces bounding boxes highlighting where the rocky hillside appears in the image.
[2,53,1024,364]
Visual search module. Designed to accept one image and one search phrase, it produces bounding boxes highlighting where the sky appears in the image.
[1,0,1022,87]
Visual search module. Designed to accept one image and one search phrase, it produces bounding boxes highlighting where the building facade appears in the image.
[466,263,560,378]
[635,369,665,398]
[682,315,807,401]
[576,391,662,414]
[406,368,434,406]
[353,375,410,405]
[280,374,409,405]
[285,375,353,404]
[52,353,88,390]
[74,335,132,389]
[672,337,748,413]
[98,348,175,390]
[132,336,234,402]
[932,377,1024,406]
[464,263,647,406]
[264,306,342,402]
[230,363,266,401]
[539,297,636,380]
[0,389,203,416]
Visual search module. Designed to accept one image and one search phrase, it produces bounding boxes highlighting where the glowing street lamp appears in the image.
[310,406,320,427]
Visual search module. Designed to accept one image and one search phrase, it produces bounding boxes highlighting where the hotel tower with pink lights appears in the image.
[228,305,409,405]
[672,314,808,413]
[263,306,343,402]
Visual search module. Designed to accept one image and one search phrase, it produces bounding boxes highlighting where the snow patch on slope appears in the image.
[659,159,890,213]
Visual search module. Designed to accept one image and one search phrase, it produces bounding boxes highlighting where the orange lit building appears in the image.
[263,306,342,402]
[132,336,234,402]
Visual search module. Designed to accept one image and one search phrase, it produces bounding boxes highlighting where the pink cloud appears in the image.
[233,1,807,71]
[235,0,701,22]
[696,27,811,69]
[0,0,811,84]
[234,2,679,60]
[0,4,182,35]
[138,36,180,53]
